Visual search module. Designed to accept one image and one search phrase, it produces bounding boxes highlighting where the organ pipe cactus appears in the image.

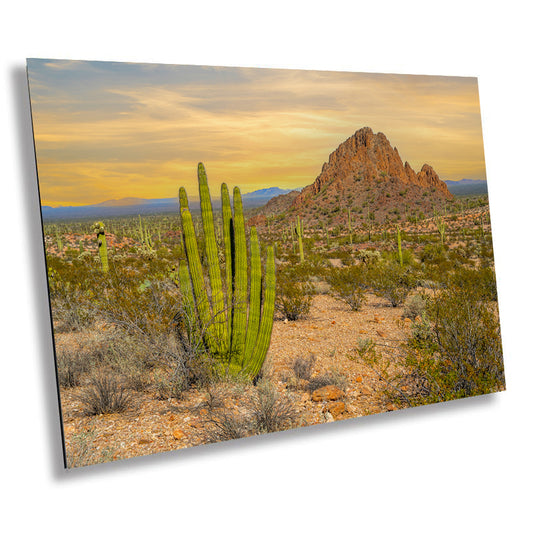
[178,163,276,379]
[92,221,109,273]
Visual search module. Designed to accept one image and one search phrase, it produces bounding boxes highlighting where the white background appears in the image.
[2,1,531,531]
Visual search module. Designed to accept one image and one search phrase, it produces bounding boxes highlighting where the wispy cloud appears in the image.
[27,60,486,206]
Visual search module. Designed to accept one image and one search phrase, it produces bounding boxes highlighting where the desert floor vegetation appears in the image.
[45,192,504,468]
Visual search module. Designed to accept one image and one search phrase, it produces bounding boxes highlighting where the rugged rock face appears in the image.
[293,127,452,208]
[254,127,453,228]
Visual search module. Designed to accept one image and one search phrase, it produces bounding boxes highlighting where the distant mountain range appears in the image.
[444,179,488,196]
[41,187,296,221]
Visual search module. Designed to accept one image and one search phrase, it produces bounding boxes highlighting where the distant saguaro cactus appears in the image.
[322,220,330,248]
[295,215,305,263]
[92,221,109,273]
[348,207,352,245]
[397,225,403,267]
[436,216,446,245]
[178,163,276,379]
[55,226,63,254]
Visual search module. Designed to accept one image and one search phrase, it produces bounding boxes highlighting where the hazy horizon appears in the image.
[28,60,487,207]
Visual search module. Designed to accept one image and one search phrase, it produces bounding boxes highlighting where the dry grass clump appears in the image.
[78,373,132,415]
[65,427,115,468]
[203,380,299,443]
[292,354,316,381]
[56,348,90,388]
[402,293,428,320]
[307,367,348,392]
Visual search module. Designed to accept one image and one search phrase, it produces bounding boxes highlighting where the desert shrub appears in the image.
[98,274,180,336]
[332,249,354,266]
[419,243,449,266]
[204,381,298,443]
[357,249,381,264]
[402,293,429,320]
[402,285,504,404]
[65,427,115,468]
[382,248,416,267]
[408,314,434,349]
[448,266,498,302]
[307,368,348,392]
[56,348,90,388]
[247,381,298,433]
[153,367,188,400]
[292,354,316,381]
[310,276,331,295]
[102,333,154,391]
[368,261,417,307]
[204,410,252,443]
[275,267,314,321]
[78,373,132,415]
[327,265,367,311]
[48,272,97,332]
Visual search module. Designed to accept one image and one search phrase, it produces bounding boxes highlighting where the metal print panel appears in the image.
[27,59,505,468]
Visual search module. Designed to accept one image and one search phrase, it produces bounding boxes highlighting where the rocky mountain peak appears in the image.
[295,127,452,207]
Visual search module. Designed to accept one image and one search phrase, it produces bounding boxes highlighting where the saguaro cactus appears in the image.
[436,216,446,245]
[295,215,305,263]
[178,163,276,379]
[92,221,109,273]
[55,226,63,254]
[321,221,330,248]
[397,225,403,267]
[348,207,352,245]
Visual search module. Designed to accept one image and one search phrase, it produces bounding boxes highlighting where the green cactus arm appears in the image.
[179,187,189,212]
[243,226,262,366]
[198,163,227,352]
[221,183,233,339]
[177,260,197,341]
[230,186,248,364]
[180,207,217,353]
[245,245,276,379]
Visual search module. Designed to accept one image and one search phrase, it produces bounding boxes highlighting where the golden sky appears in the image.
[27,60,486,207]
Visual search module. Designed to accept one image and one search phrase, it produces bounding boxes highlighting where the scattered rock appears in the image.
[324,411,335,423]
[326,401,346,418]
[311,385,344,402]
[172,428,186,440]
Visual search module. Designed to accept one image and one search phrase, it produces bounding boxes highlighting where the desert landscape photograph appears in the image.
[27,59,504,468]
